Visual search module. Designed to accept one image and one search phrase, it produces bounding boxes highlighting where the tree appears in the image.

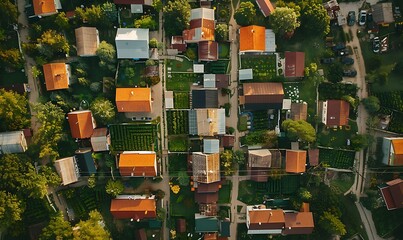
[75,5,105,27]
[184,48,196,60]
[262,130,278,148]
[149,38,158,48]
[215,24,228,42]
[298,188,312,202]
[163,0,191,36]
[327,62,343,83]
[0,1,18,28]
[134,15,157,30]
[0,89,30,131]
[55,12,70,30]
[152,0,163,12]
[0,191,23,229]
[73,210,110,240]
[105,179,124,197]
[32,102,65,160]
[40,212,73,240]
[299,0,330,36]
[87,174,96,189]
[282,119,316,143]
[362,96,380,115]
[101,2,117,24]
[351,134,369,151]
[270,7,300,37]
[177,171,189,186]
[39,165,61,187]
[234,2,256,26]
[37,30,70,59]
[220,150,235,176]
[0,48,24,69]
[90,97,115,125]
[319,211,346,236]
[233,150,245,166]
[96,41,116,72]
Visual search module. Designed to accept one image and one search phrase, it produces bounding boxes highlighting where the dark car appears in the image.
[348,11,356,26]
[367,12,373,23]
[320,58,335,64]
[372,37,380,53]
[337,48,350,56]
[332,43,346,51]
[343,69,357,77]
[341,57,354,65]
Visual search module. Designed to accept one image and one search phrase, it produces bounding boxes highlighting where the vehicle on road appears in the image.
[359,10,367,26]
[373,37,380,53]
[320,58,335,64]
[336,48,350,56]
[341,57,354,65]
[348,11,356,26]
[343,69,357,77]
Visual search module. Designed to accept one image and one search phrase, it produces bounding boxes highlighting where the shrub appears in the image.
[90,82,102,92]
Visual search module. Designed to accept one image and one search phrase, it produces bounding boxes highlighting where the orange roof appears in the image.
[43,63,69,91]
[286,150,306,173]
[300,202,310,212]
[283,212,314,235]
[33,0,57,16]
[240,25,265,52]
[391,139,403,166]
[110,198,156,220]
[67,110,95,139]
[119,151,157,177]
[116,88,151,112]
[249,209,285,224]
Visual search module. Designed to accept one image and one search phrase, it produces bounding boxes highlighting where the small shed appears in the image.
[0,131,28,154]
[203,139,220,154]
[282,99,292,110]
[194,64,205,73]
[239,69,253,81]
[265,29,276,52]
[91,128,109,152]
[204,74,216,88]
[165,91,174,109]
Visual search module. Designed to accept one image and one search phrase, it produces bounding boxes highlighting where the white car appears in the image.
[359,10,367,26]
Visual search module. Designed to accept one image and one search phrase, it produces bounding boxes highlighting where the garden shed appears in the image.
[265,29,276,52]
[285,150,307,173]
[256,0,275,17]
[373,2,394,25]
[194,214,219,233]
[203,139,220,153]
[165,91,174,109]
[239,69,253,80]
[203,74,216,88]
[290,102,308,121]
[91,128,109,152]
[382,137,403,166]
[54,157,79,185]
[0,131,28,154]
[33,0,60,17]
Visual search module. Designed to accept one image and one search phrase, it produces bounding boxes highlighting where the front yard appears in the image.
[240,54,277,81]
[317,120,359,149]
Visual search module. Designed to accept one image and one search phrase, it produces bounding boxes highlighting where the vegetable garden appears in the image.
[166,110,189,135]
[166,73,202,91]
[240,54,277,81]
[205,60,230,74]
[109,123,158,151]
[168,135,189,152]
[174,92,190,109]
[319,148,355,169]
[319,82,358,100]
[251,110,268,131]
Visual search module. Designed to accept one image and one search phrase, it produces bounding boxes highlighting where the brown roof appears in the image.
[183,19,215,42]
[243,82,284,106]
[90,128,108,152]
[195,192,219,204]
[248,209,285,230]
[240,26,266,52]
[54,157,79,185]
[291,103,308,121]
[300,202,310,212]
[116,88,151,112]
[270,150,282,168]
[215,74,230,89]
[199,203,218,216]
[326,100,350,126]
[67,110,95,139]
[119,151,157,177]
[286,150,306,173]
[171,36,187,52]
[75,27,99,56]
[176,218,187,233]
[192,152,221,183]
[33,0,57,16]
[110,198,156,220]
[248,149,271,168]
[283,212,314,235]
[198,41,218,61]
[391,139,403,166]
[43,63,69,91]
[114,0,144,4]
[284,52,305,78]
[380,178,403,210]
[308,149,319,166]
[255,0,275,17]
[221,135,235,148]
[197,182,221,193]
[204,233,219,240]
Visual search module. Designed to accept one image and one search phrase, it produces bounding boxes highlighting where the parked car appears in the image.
[343,69,357,77]
[373,37,380,53]
[341,57,354,65]
[348,11,356,26]
[320,58,335,64]
[336,48,350,56]
[332,43,346,51]
[359,10,367,26]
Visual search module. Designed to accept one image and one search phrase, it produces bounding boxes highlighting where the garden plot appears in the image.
[319,148,355,169]
[166,73,202,91]
[173,92,190,109]
[168,135,189,152]
[240,54,277,81]
[109,123,158,151]
[284,84,304,103]
[166,56,194,72]
[166,110,189,135]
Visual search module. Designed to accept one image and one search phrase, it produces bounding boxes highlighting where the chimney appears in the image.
[259,222,261,225]
[145,210,148,215]
[251,29,255,33]
[270,212,273,216]
[131,91,134,96]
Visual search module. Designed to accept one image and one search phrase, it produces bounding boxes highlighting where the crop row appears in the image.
[167,110,189,135]
[319,148,355,169]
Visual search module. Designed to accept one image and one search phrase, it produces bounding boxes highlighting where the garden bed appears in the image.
[319,148,355,169]
[166,73,202,91]
[166,110,189,135]
[251,110,268,131]
[109,123,159,151]
[173,92,190,109]
[240,54,277,81]
[166,57,194,72]
[168,153,188,176]
[205,60,230,74]
[218,43,230,59]
[238,114,248,131]
[168,135,189,152]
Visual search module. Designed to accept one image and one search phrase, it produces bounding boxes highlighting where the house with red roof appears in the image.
[379,178,403,210]
[110,196,157,220]
[33,0,60,17]
[382,137,403,166]
[319,100,350,127]
[239,25,266,52]
[284,52,305,78]
[67,110,96,139]
[119,151,157,177]
[183,8,215,43]
[43,63,70,91]
[115,88,152,112]
[255,0,275,17]
[198,41,218,62]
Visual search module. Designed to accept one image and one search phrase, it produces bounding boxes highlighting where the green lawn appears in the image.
[317,120,358,149]
[173,92,190,109]
[218,181,232,204]
[166,57,194,72]
[170,185,197,218]
[330,173,354,194]
[240,54,277,82]
[168,135,189,152]
[168,153,188,177]
[117,63,145,87]
[218,43,230,59]
[238,114,248,131]
[166,73,202,91]
[319,148,356,169]
[283,81,317,123]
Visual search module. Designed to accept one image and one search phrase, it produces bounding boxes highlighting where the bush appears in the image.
[90,82,102,92]
[149,38,158,48]
[185,48,196,60]
[78,77,91,86]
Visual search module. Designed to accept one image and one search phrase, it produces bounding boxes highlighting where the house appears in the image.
[115,28,149,59]
[0,131,28,154]
[255,0,274,17]
[203,139,220,154]
[67,110,96,139]
[43,63,70,91]
[33,0,60,17]
[54,157,79,185]
[240,82,284,110]
[192,152,220,183]
[198,41,218,61]
[290,102,308,121]
[171,36,187,53]
[248,149,271,182]
[320,100,350,127]
[189,109,226,136]
[195,182,221,204]
[283,212,315,235]
[110,196,156,220]
[75,27,99,57]
[91,128,109,152]
[284,52,305,78]
[165,91,174,109]
[195,214,219,233]
[286,150,307,173]
[192,89,219,108]
[373,3,394,25]
[239,25,265,52]
[119,151,157,177]
[75,148,97,176]
[379,178,403,210]
[115,88,152,112]
[183,8,215,43]
[382,137,403,166]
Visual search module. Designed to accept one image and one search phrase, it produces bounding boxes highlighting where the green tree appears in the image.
[184,48,196,60]
[299,0,330,36]
[234,2,256,26]
[220,150,235,176]
[149,38,158,48]
[0,89,30,131]
[152,0,163,12]
[0,48,24,69]
[298,188,312,202]
[282,119,316,143]
[270,7,300,37]
[215,24,228,42]
[32,102,65,160]
[105,179,124,197]
[73,210,110,240]
[40,212,73,240]
[87,174,96,188]
[177,171,189,186]
[351,134,369,151]
[39,165,61,187]
[96,41,116,72]
[233,150,245,165]
[319,211,346,236]
[37,30,69,58]
[75,5,105,27]
[101,2,117,24]
[0,1,18,28]
[362,96,380,115]
[90,97,116,125]
[163,0,191,36]
[262,130,278,148]
[327,62,343,83]
[134,15,157,30]
[0,191,23,229]
[55,12,70,30]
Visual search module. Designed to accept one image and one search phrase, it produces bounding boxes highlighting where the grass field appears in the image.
[109,123,158,151]
[166,73,202,91]
[238,114,248,131]
[168,153,188,177]
[240,54,277,81]
[218,181,232,204]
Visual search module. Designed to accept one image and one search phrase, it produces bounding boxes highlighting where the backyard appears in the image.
[170,184,197,218]
[240,54,277,82]
[173,92,190,109]
[166,110,189,135]
[168,153,188,177]
[109,123,159,151]
[218,180,232,204]
[166,57,193,72]
[283,81,317,122]
[205,60,230,74]
[317,120,359,149]
[168,135,189,152]
[117,62,146,87]
[166,73,202,91]
[319,148,356,169]
[371,91,403,133]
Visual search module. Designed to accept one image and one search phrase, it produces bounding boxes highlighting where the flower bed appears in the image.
[240,54,277,81]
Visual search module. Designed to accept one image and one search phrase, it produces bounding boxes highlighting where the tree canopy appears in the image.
[90,97,116,126]
[37,30,70,59]
[234,2,256,26]
[134,15,157,30]
[319,211,347,236]
[327,62,344,83]
[96,41,116,72]
[270,7,300,37]
[0,89,30,131]
[40,212,73,240]
[215,24,229,42]
[73,210,110,240]
[298,0,330,36]
[0,48,24,69]
[282,119,316,143]
[0,190,23,229]
[163,0,190,36]
[0,1,18,29]
[105,179,124,197]
[362,96,380,115]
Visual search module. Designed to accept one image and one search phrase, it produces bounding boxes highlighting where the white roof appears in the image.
[194,64,205,73]
[282,99,292,110]
[203,74,216,88]
[265,29,276,52]
[217,109,226,135]
[203,139,220,154]
[165,91,174,109]
[130,4,143,13]
[0,131,27,154]
[191,8,215,20]
[54,157,79,185]
[115,28,149,59]
[239,69,253,80]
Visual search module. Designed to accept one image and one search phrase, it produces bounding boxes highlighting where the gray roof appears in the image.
[190,8,214,20]
[115,28,149,59]
[239,69,253,80]
[265,29,276,52]
[0,131,27,154]
[203,139,220,153]
[203,74,216,88]
[373,3,394,24]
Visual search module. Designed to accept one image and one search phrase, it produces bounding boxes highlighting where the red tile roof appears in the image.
[243,82,284,104]
[33,0,57,16]
[110,198,156,220]
[248,209,285,230]
[195,192,219,204]
[380,178,403,210]
[116,88,151,112]
[255,0,275,17]
[283,212,314,235]
[240,25,266,52]
[67,110,95,139]
[119,152,157,177]
[326,100,350,126]
[198,41,218,61]
[285,52,305,78]
[43,63,69,91]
